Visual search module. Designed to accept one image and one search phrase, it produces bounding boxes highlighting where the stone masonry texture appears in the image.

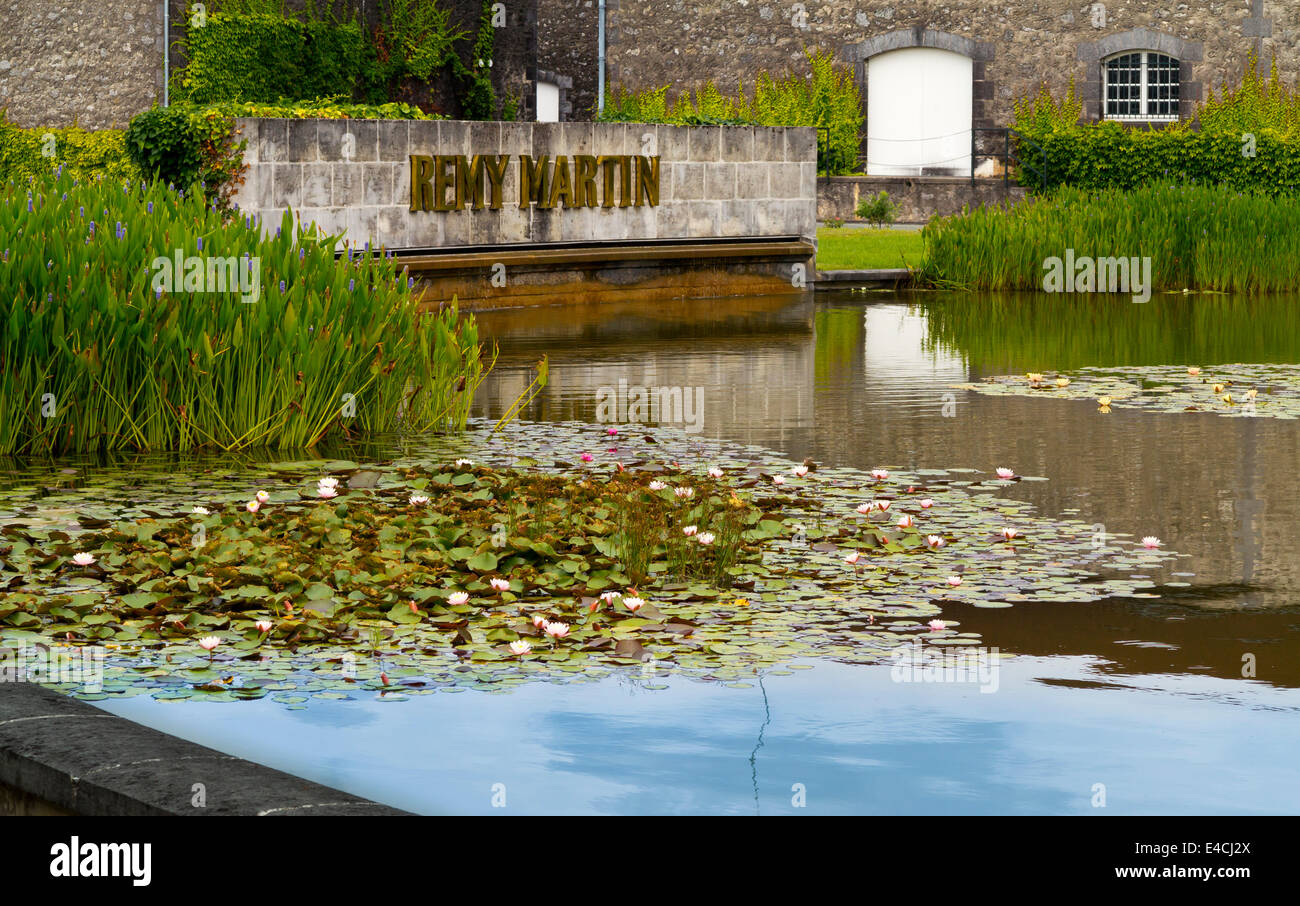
[602,1,1295,126]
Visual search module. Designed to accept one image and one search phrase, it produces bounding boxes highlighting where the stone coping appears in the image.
[0,683,411,816]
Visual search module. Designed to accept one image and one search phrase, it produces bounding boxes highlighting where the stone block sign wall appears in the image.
[230,118,818,251]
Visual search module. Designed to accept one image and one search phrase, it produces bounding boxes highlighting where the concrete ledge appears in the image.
[816,268,913,288]
[0,683,411,816]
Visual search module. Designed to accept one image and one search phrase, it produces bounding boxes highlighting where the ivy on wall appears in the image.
[0,117,141,183]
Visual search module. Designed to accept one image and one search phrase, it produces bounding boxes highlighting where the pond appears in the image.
[9,289,1300,814]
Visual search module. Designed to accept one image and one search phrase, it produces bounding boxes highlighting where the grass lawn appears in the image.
[816,227,927,271]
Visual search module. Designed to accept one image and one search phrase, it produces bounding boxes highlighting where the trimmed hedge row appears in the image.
[0,118,140,183]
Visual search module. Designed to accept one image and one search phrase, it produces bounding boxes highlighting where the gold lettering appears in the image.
[433,155,455,211]
[598,156,619,208]
[548,155,578,208]
[636,156,660,207]
[575,155,599,207]
[619,155,633,208]
[482,154,510,210]
[409,155,434,212]
[454,155,487,210]
[520,155,551,209]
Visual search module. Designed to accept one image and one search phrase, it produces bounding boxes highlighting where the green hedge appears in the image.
[0,117,139,183]
[178,13,370,104]
[599,50,862,175]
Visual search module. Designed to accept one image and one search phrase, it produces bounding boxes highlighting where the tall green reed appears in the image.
[1,169,485,455]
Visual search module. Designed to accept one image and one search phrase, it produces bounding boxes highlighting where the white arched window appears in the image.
[1104,52,1180,122]
[866,47,973,176]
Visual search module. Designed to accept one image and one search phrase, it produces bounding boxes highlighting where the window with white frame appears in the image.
[1104,52,1180,121]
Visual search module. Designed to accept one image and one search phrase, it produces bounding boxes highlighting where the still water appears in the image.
[98,290,1300,814]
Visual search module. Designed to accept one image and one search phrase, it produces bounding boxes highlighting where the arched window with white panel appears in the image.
[1103,51,1181,122]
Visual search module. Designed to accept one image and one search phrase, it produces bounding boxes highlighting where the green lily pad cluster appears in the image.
[952,363,1300,419]
[0,421,1189,706]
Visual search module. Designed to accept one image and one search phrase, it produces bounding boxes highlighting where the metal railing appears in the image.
[971,127,1047,189]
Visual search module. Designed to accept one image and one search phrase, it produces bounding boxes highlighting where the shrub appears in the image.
[0,116,139,183]
[855,191,897,227]
[0,170,487,454]
[599,49,863,175]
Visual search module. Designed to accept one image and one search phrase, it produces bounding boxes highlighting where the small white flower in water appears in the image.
[897,515,914,528]
[318,477,339,489]
[448,591,470,606]
[318,487,337,498]
[623,597,645,612]
[1001,527,1019,541]
[696,532,715,545]
[675,486,694,499]
[246,499,261,513]
[532,614,548,628]
[409,494,429,506]
[600,591,622,603]
[192,506,210,515]
[929,619,946,631]
[543,620,570,639]
[947,575,963,587]
[1142,536,1162,549]
[919,499,933,509]
[490,578,510,592]
[198,636,221,652]
[72,553,96,567]
[996,467,1015,480]
[791,465,808,477]
[509,640,532,656]
[856,502,873,515]
[773,475,786,485]
[649,480,668,491]
[254,490,270,503]
[708,467,724,478]
[876,500,891,512]
[683,525,698,536]
[845,551,861,565]
[925,535,944,549]
[871,469,889,480]
[455,458,474,467]
[255,620,273,633]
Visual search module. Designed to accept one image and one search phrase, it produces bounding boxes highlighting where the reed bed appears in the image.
[922,183,1300,294]
[1,170,485,455]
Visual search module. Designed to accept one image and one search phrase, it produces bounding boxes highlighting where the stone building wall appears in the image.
[0,0,164,129]
[603,1,1297,126]
[538,0,600,119]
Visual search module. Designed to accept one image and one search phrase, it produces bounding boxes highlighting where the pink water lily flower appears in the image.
[1001,527,1019,541]
[683,525,698,536]
[532,614,548,628]
[947,575,963,587]
[318,476,339,489]
[409,494,429,506]
[318,487,337,498]
[919,499,933,509]
[255,620,273,634]
[623,597,645,613]
[256,490,270,502]
[448,591,470,606]
[897,515,914,529]
[581,452,594,462]
[198,636,221,652]
[543,621,570,639]
[1142,536,1162,549]
[674,486,694,499]
[1187,366,1201,376]
[509,640,532,656]
[490,578,511,592]
[599,591,622,603]
[246,499,261,513]
[876,500,890,512]
[72,553,96,567]
[929,619,946,631]
[192,506,211,515]
[844,551,861,565]
[996,468,1015,480]
[791,465,808,477]
[871,469,889,480]
[925,535,944,549]
[607,428,618,436]
[856,502,873,515]
[772,475,786,485]
[696,532,715,545]
[648,480,667,491]
[708,467,724,478]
